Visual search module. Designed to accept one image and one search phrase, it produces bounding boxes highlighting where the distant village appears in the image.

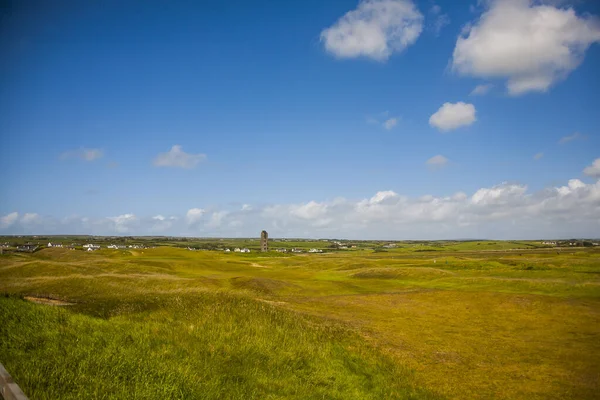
[0,235,363,254]
[186,238,352,253]
[0,236,598,255]
[191,247,326,254]
[0,242,154,253]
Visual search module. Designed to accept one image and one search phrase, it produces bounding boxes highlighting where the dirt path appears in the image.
[24,296,74,306]
[249,262,271,268]
[257,299,287,306]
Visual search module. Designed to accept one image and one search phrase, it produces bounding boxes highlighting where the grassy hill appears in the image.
[1,245,599,399]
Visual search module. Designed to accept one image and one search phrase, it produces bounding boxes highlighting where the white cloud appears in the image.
[471,183,528,206]
[60,148,103,161]
[149,215,175,233]
[583,158,600,178]
[533,152,544,160]
[558,132,584,144]
[368,113,400,130]
[452,0,600,95]
[369,190,399,204]
[383,117,398,130]
[241,204,252,211]
[452,192,468,201]
[0,212,19,229]
[206,211,228,228]
[426,155,449,168]
[107,213,137,233]
[290,201,329,220]
[429,4,450,36]
[354,191,403,222]
[556,178,586,195]
[21,213,40,224]
[470,84,493,96]
[429,102,476,131]
[262,200,334,229]
[4,177,600,238]
[320,0,423,61]
[153,145,206,169]
[186,208,205,225]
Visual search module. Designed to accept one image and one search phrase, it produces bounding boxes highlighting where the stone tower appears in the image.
[260,230,268,252]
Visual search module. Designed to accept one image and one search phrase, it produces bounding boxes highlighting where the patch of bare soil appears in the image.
[249,262,271,268]
[258,299,288,306]
[24,296,74,306]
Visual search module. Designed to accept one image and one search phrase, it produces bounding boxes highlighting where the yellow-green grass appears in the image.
[1,246,599,399]
[1,293,435,400]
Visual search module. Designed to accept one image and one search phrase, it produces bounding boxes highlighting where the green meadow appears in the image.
[1,242,599,399]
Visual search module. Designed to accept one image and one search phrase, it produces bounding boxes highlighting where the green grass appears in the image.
[1,245,600,399]
[0,293,434,400]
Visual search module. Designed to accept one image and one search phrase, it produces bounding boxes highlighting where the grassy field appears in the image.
[1,242,599,399]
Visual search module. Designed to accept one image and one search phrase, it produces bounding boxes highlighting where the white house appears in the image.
[308,248,322,253]
[240,248,250,253]
[234,248,241,252]
[83,244,100,250]
[224,248,231,252]
[47,242,63,248]
[107,244,127,249]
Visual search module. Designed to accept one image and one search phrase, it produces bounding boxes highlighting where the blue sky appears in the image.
[1,0,599,239]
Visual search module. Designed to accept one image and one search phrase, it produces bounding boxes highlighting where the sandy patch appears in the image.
[249,262,271,268]
[24,296,74,306]
[258,299,288,306]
